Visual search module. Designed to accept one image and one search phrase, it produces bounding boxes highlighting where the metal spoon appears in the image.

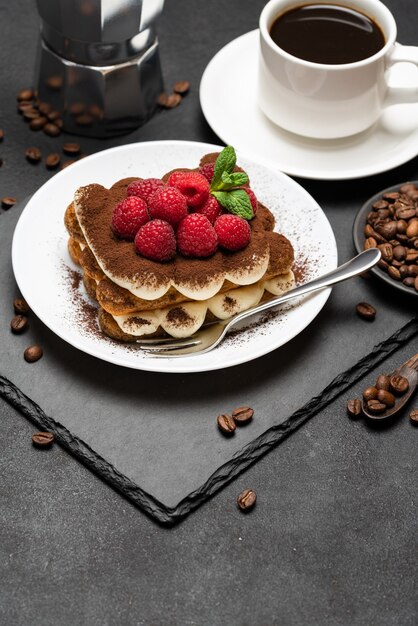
[362,354,418,420]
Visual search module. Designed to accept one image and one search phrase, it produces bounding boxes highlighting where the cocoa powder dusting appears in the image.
[166,306,194,327]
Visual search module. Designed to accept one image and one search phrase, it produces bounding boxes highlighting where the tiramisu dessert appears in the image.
[64,146,295,341]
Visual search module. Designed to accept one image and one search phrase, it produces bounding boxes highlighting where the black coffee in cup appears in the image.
[270,4,385,64]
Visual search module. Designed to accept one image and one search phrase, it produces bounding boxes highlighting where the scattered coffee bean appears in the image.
[383,192,399,202]
[367,399,386,415]
[403,276,416,288]
[10,315,28,334]
[45,153,61,170]
[13,298,30,315]
[69,102,85,116]
[388,265,401,281]
[159,92,182,109]
[24,345,43,363]
[1,197,16,209]
[356,302,376,321]
[63,142,81,156]
[363,386,378,402]
[389,374,409,395]
[17,88,34,101]
[47,110,61,122]
[409,409,418,424]
[32,431,54,448]
[217,414,236,436]
[173,80,190,95]
[23,108,41,121]
[376,389,395,407]
[347,398,362,419]
[237,489,257,512]
[43,123,61,137]
[18,101,33,114]
[38,102,52,115]
[29,116,47,131]
[25,146,41,163]
[232,406,254,425]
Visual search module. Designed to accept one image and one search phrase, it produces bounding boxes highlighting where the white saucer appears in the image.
[200,30,418,180]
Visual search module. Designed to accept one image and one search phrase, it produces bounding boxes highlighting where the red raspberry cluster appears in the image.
[111,170,256,262]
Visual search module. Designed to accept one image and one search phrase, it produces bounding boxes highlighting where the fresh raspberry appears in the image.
[168,171,210,208]
[242,187,258,215]
[127,178,164,202]
[134,219,176,262]
[214,214,251,251]
[177,214,218,258]
[148,186,188,227]
[111,196,149,240]
[194,195,223,224]
[199,163,215,183]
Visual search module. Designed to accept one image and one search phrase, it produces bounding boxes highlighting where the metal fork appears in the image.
[137,248,381,357]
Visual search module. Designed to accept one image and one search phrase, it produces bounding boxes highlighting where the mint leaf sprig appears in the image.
[209,146,254,220]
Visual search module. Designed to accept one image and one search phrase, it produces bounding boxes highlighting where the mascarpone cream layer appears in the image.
[112,271,295,338]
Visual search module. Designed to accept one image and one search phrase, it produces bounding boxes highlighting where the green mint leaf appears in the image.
[210,145,236,191]
[220,171,249,188]
[211,189,253,220]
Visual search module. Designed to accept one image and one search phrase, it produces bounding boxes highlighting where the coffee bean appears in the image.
[406,220,418,238]
[383,192,399,202]
[415,276,418,292]
[10,315,28,334]
[237,489,257,512]
[55,119,63,129]
[364,237,377,250]
[24,345,43,363]
[13,298,30,314]
[1,197,16,209]
[347,398,362,419]
[389,374,409,395]
[376,209,390,220]
[45,153,60,170]
[161,93,182,109]
[47,110,61,122]
[232,406,254,424]
[396,220,408,234]
[372,200,389,210]
[376,389,395,407]
[393,245,406,261]
[63,142,81,156]
[29,116,47,130]
[173,80,190,95]
[403,277,416,288]
[376,375,390,391]
[18,101,34,114]
[217,414,236,435]
[69,102,85,116]
[377,259,389,272]
[23,108,40,121]
[397,208,416,220]
[17,88,34,101]
[399,265,409,279]
[409,409,418,424]
[400,183,417,194]
[0,129,4,141]
[408,265,418,277]
[43,123,61,137]
[38,102,52,115]
[405,250,418,264]
[387,265,401,281]
[363,387,378,402]
[25,146,41,163]
[367,400,386,415]
[378,243,393,263]
[376,221,397,240]
[356,302,376,321]
[32,431,54,448]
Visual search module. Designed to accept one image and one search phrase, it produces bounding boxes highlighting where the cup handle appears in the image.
[384,43,418,107]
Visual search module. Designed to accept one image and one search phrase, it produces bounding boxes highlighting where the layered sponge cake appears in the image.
[64,148,295,342]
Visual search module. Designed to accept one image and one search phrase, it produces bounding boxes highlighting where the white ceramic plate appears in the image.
[12,140,337,373]
[200,31,418,180]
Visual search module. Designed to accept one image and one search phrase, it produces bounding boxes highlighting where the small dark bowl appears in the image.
[353,181,418,298]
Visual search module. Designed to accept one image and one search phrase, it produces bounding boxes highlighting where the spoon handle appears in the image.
[405,353,418,372]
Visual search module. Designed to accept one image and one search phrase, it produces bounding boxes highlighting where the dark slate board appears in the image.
[2,199,417,525]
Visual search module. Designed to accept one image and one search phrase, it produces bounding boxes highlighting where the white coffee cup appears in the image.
[258,0,418,139]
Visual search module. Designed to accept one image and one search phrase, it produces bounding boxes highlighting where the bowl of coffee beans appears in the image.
[353,182,418,297]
